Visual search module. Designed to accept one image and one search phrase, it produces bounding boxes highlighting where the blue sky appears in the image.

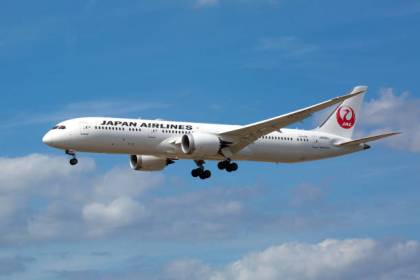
[1,1,420,279]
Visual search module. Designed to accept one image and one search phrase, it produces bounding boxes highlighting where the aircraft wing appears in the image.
[219,86,367,153]
[335,132,401,147]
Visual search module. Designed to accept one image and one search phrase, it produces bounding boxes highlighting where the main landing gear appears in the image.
[217,159,238,172]
[191,160,211,180]
[66,150,78,166]
[191,159,239,180]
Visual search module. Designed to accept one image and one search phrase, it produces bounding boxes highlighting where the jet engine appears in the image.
[181,133,221,156]
[130,155,173,171]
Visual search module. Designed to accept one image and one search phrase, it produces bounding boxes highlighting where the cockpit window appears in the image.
[52,125,66,130]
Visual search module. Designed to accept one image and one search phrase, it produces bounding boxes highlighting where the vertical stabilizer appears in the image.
[317,86,367,139]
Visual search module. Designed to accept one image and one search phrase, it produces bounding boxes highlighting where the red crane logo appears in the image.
[336,106,355,129]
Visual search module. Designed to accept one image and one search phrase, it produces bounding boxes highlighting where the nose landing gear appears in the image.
[66,150,78,166]
[69,158,78,166]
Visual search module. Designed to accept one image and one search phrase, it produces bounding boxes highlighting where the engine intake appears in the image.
[130,155,172,171]
[181,133,221,156]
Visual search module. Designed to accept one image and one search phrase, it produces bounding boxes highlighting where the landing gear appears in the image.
[191,160,211,180]
[226,162,238,172]
[217,159,238,172]
[191,159,238,179]
[191,169,211,179]
[66,150,78,166]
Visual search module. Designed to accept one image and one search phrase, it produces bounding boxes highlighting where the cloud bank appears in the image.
[0,154,256,243]
[164,239,420,280]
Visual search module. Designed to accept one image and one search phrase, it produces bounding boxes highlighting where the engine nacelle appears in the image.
[181,133,221,156]
[130,155,170,171]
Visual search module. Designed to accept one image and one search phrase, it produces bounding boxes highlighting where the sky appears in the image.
[1,0,420,279]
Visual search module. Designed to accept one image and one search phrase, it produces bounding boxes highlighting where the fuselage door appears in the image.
[311,135,329,149]
[80,122,91,136]
[148,128,158,139]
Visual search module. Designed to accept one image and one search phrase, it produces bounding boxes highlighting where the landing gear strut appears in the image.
[66,150,78,166]
[191,160,211,180]
[217,159,238,172]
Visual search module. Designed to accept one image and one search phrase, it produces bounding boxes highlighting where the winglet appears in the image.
[351,85,368,95]
[327,85,367,105]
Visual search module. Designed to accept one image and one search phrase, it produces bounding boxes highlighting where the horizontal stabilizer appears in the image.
[335,132,401,147]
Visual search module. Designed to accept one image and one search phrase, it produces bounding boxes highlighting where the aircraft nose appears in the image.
[42,132,54,146]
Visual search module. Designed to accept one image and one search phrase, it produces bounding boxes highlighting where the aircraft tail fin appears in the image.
[316,85,367,139]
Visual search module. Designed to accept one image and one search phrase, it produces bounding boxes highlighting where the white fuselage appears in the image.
[42,117,364,163]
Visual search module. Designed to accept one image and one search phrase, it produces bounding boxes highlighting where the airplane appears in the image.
[42,86,399,180]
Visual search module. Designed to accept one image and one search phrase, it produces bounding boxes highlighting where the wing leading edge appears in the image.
[219,86,368,153]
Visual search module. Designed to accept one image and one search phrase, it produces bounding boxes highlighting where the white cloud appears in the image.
[0,154,97,242]
[0,195,19,223]
[361,88,420,152]
[26,201,84,240]
[163,239,420,280]
[27,207,66,240]
[83,196,147,237]
[0,153,95,193]
[0,153,165,242]
[93,167,163,201]
[0,153,258,243]
[165,259,213,280]
[144,188,252,240]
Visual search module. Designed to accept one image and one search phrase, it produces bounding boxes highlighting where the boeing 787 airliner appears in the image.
[42,86,399,179]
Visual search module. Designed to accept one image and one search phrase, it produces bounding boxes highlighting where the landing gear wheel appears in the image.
[191,168,201,177]
[199,170,211,179]
[66,150,78,166]
[192,160,212,180]
[218,161,227,170]
[226,162,238,172]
